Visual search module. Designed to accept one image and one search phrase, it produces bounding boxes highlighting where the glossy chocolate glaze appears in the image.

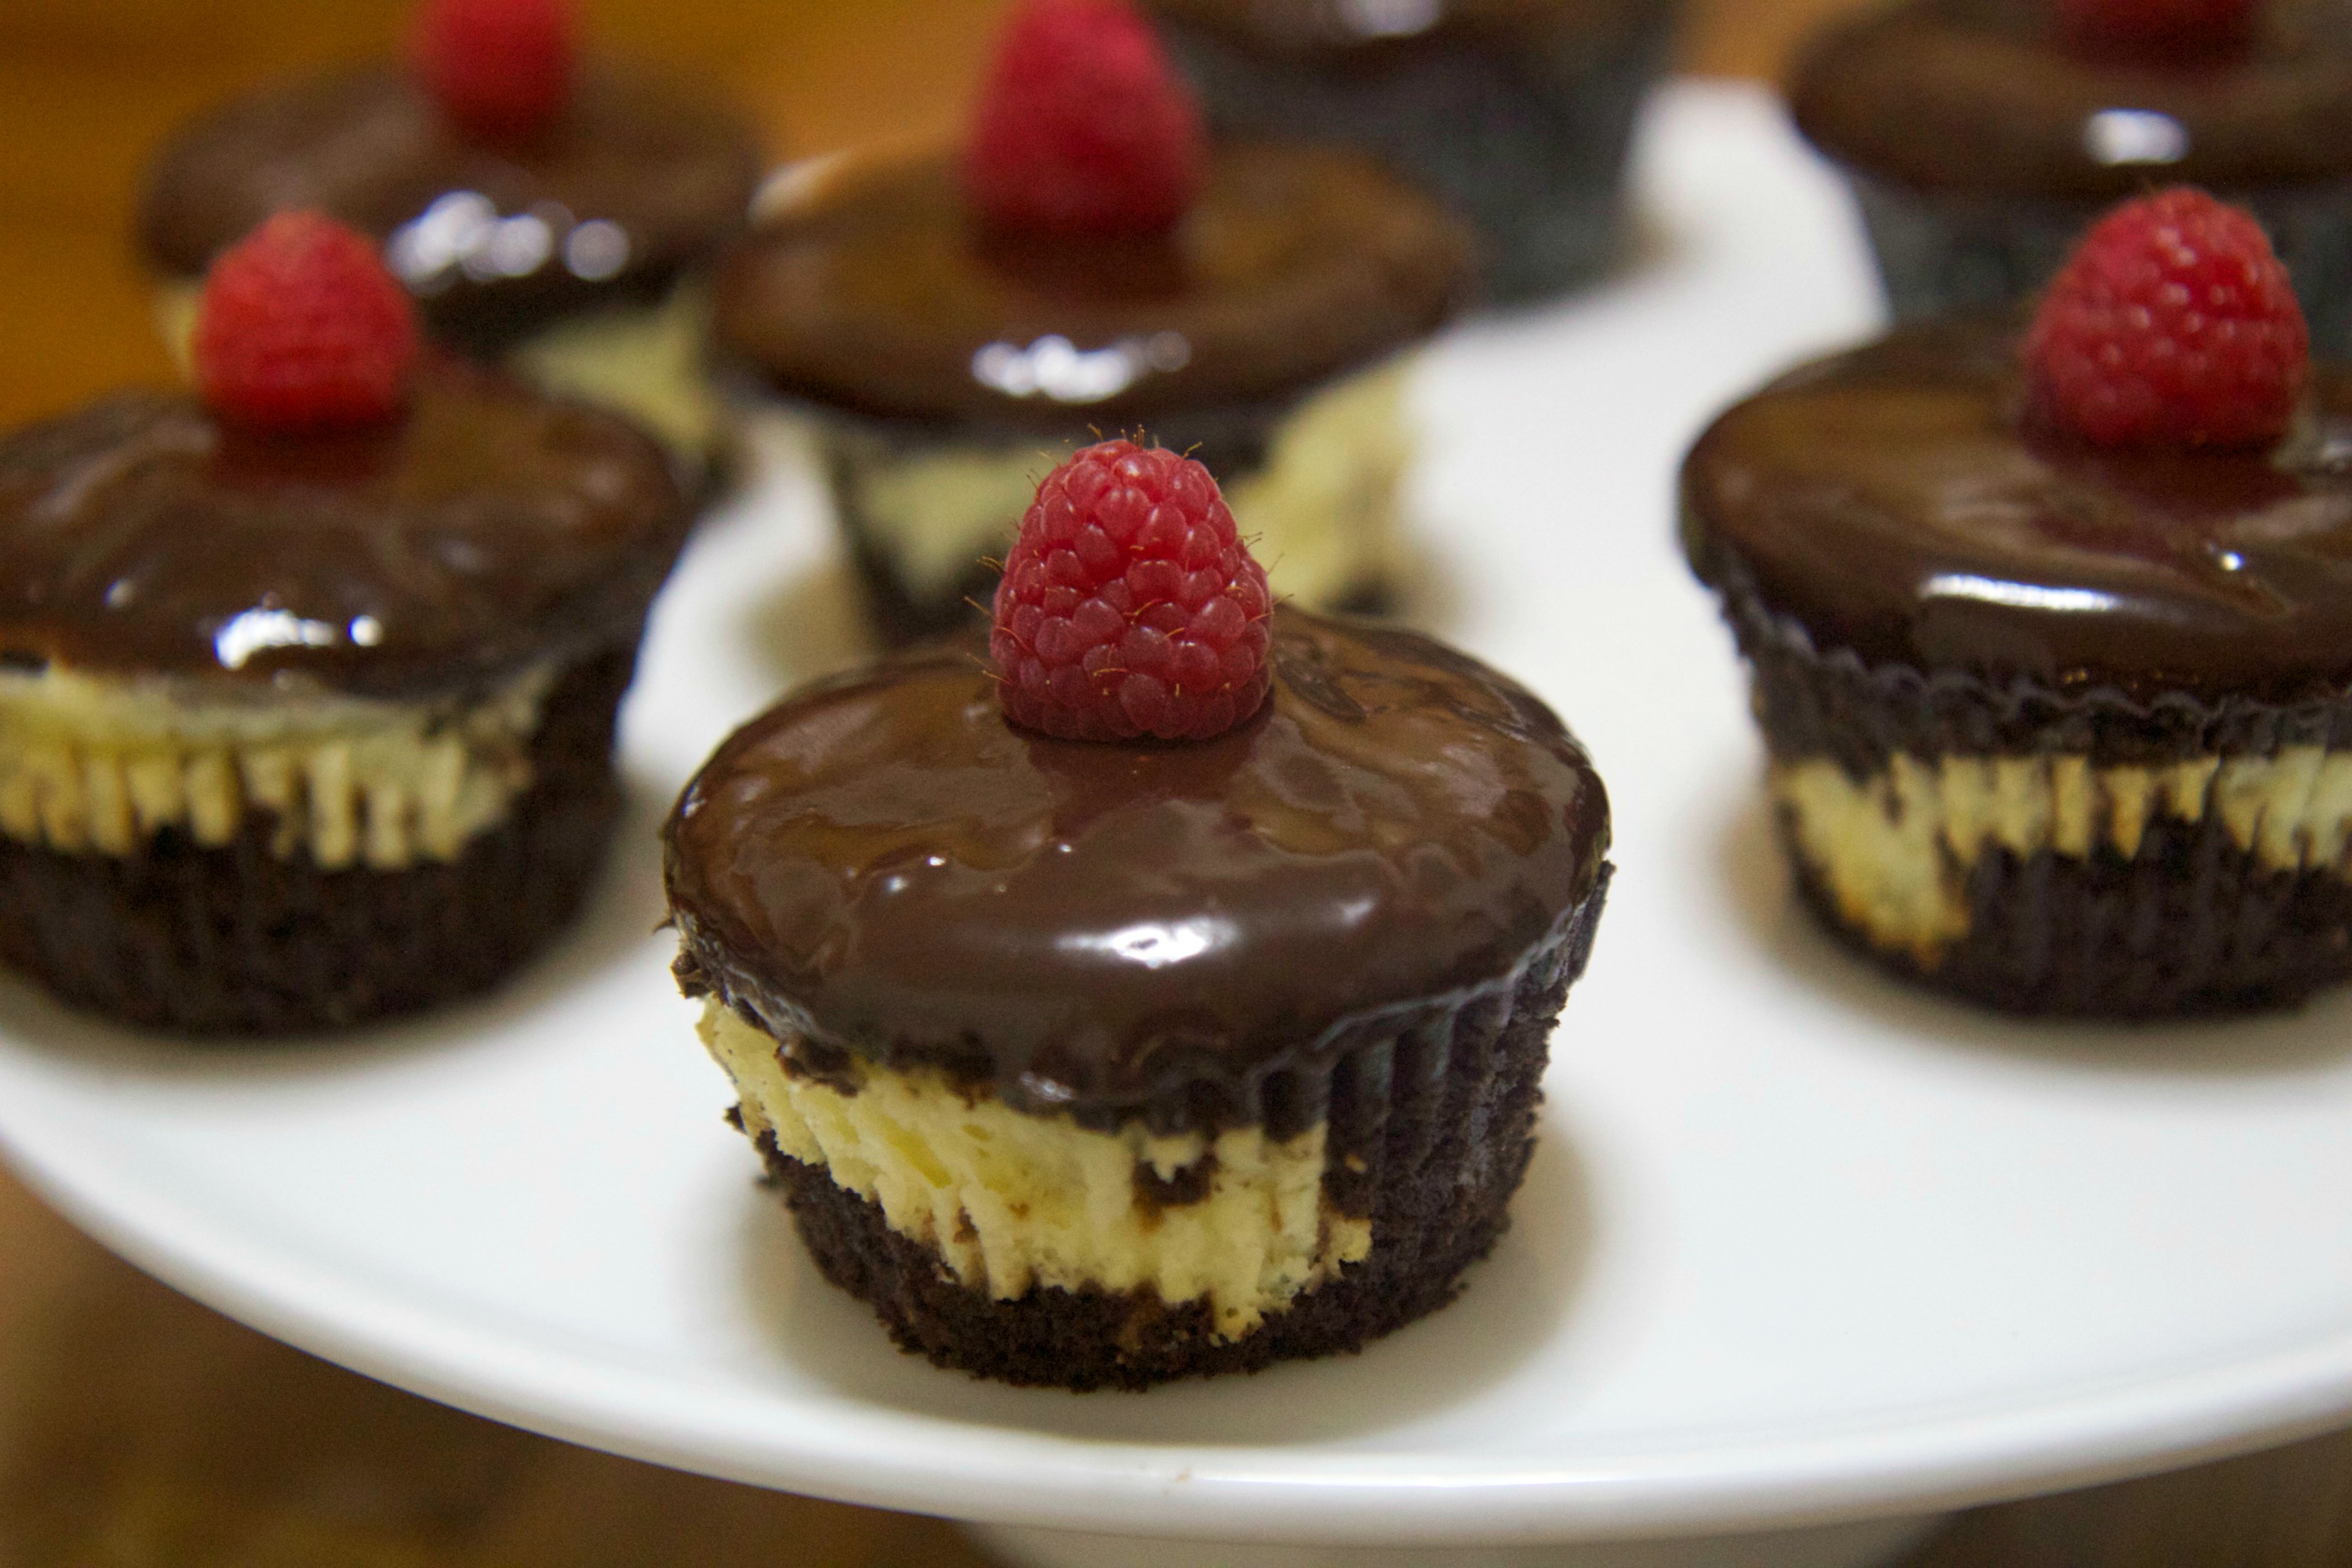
[0,362,688,698]
[1146,0,1664,55]
[139,65,763,352]
[1681,316,2352,706]
[713,143,1473,432]
[664,608,1609,1119]
[1791,0,2352,200]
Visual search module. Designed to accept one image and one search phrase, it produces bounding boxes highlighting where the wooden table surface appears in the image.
[6,4,2352,1564]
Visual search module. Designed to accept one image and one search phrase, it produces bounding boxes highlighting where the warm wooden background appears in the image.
[11,4,2352,1565]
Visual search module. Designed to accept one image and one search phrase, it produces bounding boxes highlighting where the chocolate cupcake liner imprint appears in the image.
[1718,568,2352,1016]
[695,883,1606,1391]
[1151,1,1680,305]
[0,646,636,1036]
[1847,172,2352,359]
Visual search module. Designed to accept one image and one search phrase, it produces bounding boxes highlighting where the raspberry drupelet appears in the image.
[192,211,420,430]
[992,439,1272,742]
[2024,186,2307,449]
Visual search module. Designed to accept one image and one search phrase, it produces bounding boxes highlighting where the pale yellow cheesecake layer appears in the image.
[1776,747,2352,963]
[701,1002,1372,1338]
[156,281,724,463]
[0,662,554,869]
[824,360,1413,609]
[505,284,725,461]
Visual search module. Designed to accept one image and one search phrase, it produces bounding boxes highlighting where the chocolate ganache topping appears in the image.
[664,607,1609,1120]
[139,65,763,351]
[1681,315,2352,707]
[713,142,1473,432]
[1791,0,2352,201]
[0,362,688,698]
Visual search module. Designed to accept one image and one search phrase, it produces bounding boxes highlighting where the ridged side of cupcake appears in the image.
[687,902,1601,1389]
[1712,557,2352,1015]
[1682,314,2352,1017]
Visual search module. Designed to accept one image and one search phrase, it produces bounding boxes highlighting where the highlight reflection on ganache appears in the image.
[1681,315,2352,702]
[0,364,688,697]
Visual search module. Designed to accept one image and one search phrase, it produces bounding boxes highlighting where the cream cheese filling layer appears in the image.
[1776,746,2352,963]
[702,1002,1372,1338]
[824,359,1413,609]
[0,662,555,868]
[157,281,724,461]
[504,284,724,460]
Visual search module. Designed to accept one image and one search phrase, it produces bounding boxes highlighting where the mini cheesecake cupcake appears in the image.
[1682,188,2352,1016]
[1144,0,1681,303]
[1791,0,2352,354]
[0,214,689,1034]
[137,0,765,471]
[715,0,1474,646]
[666,441,1610,1388]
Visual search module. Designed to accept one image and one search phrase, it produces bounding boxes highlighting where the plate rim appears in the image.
[10,1083,2352,1545]
[9,79,2352,1546]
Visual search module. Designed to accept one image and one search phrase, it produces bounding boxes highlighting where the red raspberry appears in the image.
[963,0,1206,236]
[2056,0,2256,59]
[992,440,1272,743]
[411,0,575,145]
[2023,187,2306,449]
[193,212,420,431]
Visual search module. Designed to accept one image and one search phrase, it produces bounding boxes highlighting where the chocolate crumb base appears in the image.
[758,1139,1505,1391]
[1783,808,2352,1019]
[0,647,637,1036]
[741,879,1608,1389]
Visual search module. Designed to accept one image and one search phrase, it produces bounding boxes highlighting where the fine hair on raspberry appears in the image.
[963,0,1206,235]
[992,439,1272,743]
[193,211,420,431]
[2023,186,2307,449]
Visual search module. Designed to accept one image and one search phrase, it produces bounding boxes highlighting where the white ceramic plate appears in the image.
[6,84,2352,1550]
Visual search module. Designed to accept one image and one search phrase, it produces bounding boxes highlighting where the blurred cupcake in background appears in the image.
[1143,0,1681,304]
[137,0,766,479]
[0,214,690,1034]
[1791,0,2352,354]
[1681,188,2352,1017]
[715,0,1475,646]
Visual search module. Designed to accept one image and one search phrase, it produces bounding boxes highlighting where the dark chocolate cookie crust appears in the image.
[0,646,636,1036]
[749,878,1607,1391]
